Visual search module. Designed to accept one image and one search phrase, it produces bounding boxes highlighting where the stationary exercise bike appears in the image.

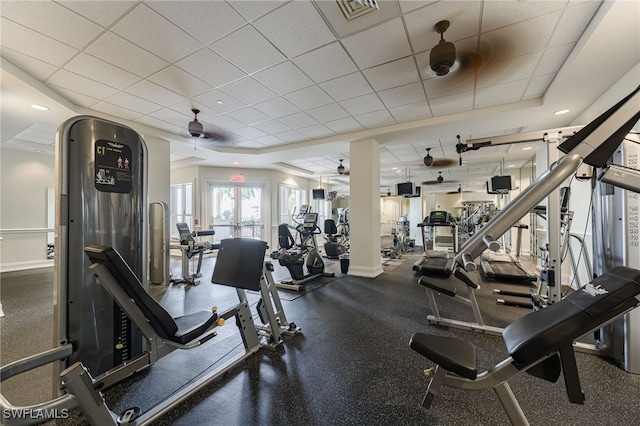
[272,211,335,291]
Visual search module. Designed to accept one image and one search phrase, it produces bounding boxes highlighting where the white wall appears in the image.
[0,149,55,270]
[0,135,170,272]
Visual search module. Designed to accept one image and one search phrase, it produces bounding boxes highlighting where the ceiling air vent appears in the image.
[337,0,379,21]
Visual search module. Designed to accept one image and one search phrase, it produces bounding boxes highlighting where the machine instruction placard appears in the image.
[95,139,132,193]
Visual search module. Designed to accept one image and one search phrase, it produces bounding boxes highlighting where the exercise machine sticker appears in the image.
[95,140,132,193]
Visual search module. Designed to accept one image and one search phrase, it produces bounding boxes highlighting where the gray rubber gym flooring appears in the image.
[1,253,639,425]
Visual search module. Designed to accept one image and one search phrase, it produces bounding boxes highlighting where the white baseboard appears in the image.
[0,259,54,273]
[347,264,384,278]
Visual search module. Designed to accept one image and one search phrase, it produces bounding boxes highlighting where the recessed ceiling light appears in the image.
[508,164,515,168]
[216,100,223,104]
[232,161,240,165]
[554,109,570,115]
[522,147,533,151]
[30,104,49,111]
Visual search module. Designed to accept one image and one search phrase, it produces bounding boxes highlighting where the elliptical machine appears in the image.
[272,211,335,291]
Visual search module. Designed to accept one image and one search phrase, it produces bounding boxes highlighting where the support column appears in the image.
[348,139,383,278]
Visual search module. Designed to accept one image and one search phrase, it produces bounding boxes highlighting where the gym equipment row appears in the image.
[410,85,640,424]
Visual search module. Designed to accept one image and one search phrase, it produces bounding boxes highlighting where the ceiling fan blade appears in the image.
[431,158,457,167]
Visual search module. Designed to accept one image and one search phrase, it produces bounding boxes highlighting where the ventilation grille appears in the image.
[337,0,378,21]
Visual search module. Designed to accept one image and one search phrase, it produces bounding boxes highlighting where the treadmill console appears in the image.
[426,211,452,226]
[303,212,319,230]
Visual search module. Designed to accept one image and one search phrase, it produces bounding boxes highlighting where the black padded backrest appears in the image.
[85,245,178,340]
[504,266,640,368]
[324,219,338,235]
[177,222,194,245]
[278,224,295,249]
[211,238,267,291]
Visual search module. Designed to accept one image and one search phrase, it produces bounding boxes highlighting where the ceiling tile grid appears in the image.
[0,0,615,192]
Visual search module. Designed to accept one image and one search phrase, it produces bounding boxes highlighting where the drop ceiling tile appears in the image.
[378,82,426,108]
[549,1,602,48]
[307,103,350,123]
[227,1,288,22]
[133,115,177,131]
[1,48,58,80]
[534,44,574,76]
[105,92,162,115]
[252,98,300,119]
[323,117,363,133]
[279,112,318,129]
[220,77,277,105]
[1,1,103,48]
[253,61,314,95]
[429,91,473,116]
[284,85,334,110]
[227,107,271,125]
[275,130,307,143]
[293,43,358,83]
[319,72,373,102]
[388,100,431,122]
[523,73,555,100]
[362,56,421,91]
[48,70,118,99]
[232,126,269,139]
[354,109,396,128]
[210,25,286,74]
[405,1,481,54]
[111,4,202,63]
[253,1,335,58]
[204,115,245,131]
[148,1,246,45]
[339,93,385,116]
[475,80,528,109]
[66,53,140,90]
[148,108,193,127]
[148,66,212,98]
[48,85,100,108]
[251,120,292,134]
[86,32,169,78]
[482,12,562,62]
[298,124,335,139]
[57,1,136,27]
[476,52,540,89]
[399,0,436,14]
[1,18,77,67]
[176,48,246,87]
[192,90,245,113]
[126,80,187,107]
[481,1,566,33]
[422,70,475,100]
[92,101,143,120]
[253,135,286,146]
[341,18,412,69]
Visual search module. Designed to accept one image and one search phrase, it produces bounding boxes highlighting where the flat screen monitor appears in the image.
[487,175,514,194]
[312,188,325,200]
[396,182,415,196]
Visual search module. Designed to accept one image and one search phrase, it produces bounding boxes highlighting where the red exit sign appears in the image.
[230,174,245,183]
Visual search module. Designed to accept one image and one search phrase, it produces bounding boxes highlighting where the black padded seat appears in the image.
[410,333,477,380]
[85,245,219,345]
[504,266,640,368]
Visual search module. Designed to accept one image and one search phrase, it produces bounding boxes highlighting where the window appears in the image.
[170,183,193,238]
[279,185,306,226]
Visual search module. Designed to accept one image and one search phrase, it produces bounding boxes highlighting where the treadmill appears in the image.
[481,187,571,283]
[413,211,458,275]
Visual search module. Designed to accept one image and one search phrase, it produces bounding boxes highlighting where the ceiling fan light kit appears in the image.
[430,20,456,76]
[337,159,345,174]
[188,108,204,137]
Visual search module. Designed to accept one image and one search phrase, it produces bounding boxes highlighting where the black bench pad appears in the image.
[504,266,640,368]
[410,333,477,380]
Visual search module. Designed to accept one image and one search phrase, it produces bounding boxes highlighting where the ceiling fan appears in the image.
[337,159,350,176]
[423,148,457,168]
[187,108,229,147]
[422,171,446,185]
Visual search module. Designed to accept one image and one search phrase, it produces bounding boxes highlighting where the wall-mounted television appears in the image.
[312,188,326,200]
[396,182,415,196]
[487,175,514,194]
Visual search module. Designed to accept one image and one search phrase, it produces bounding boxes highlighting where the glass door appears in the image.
[208,184,264,241]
